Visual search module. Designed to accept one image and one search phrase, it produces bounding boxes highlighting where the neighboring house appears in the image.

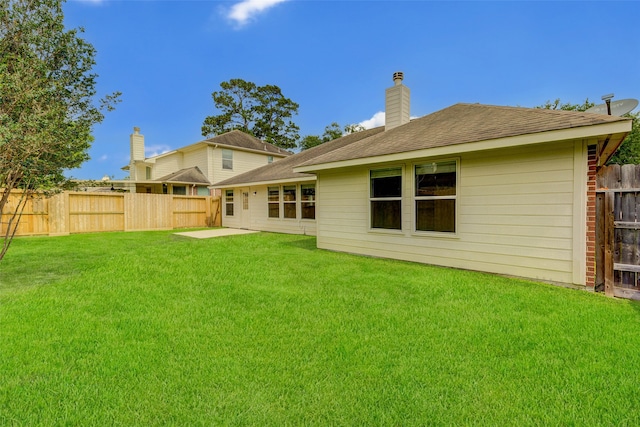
[215,72,632,290]
[121,128,291,195]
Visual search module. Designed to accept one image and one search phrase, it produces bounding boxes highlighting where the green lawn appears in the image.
[1,230,640,425]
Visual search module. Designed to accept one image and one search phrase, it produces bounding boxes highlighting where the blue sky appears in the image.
[63,0,640,180]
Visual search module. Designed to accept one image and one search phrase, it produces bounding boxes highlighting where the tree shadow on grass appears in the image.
[0,260,72,294]
[282,235,317,251]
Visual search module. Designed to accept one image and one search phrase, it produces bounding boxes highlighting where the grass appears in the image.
[1,230,640,425]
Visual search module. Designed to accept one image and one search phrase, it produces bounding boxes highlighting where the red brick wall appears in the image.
[585,145,597,289]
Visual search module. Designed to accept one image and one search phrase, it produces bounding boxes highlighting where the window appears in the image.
[268,186,279,218]
[173,185,186,195]
[225,190,234,216]
[415,160,457,233]
[370,167,402,230]
[301,184,316,219]
[145,167,151,180]
[222,149,233,170]
[243,192,249,210]
[283,185,296,219]
[267,156,274,164]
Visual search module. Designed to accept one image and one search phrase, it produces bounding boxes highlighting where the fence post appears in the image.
[204,196,212,227]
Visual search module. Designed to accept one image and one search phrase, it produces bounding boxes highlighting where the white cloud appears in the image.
[145,144,172,158]
[358,111,385,129]
[226,0,288,27]
[98,154,108,162]
[357,112,422,129]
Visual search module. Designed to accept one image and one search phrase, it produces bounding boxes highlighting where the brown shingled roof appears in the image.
[298,103,630,167]
[158,166,210,184]
[215,103,631,187]
[214,126,385,187]
[203,129,292,156]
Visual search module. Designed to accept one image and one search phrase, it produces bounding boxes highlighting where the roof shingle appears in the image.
[215,103,631,187]
[214,127,384,187]
[203,130,292,156]
[298,103,630,167]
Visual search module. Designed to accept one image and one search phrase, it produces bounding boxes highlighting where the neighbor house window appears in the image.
[222,149,233,170]
[415,160,457,233]
[268,186,280,218]
[301,184,316,219]
[267,156,274,164]
[146,167,151,180]
[370,167,402,230]
[283,185,296,219]
[173,185,186,195]
[225,190,234,216]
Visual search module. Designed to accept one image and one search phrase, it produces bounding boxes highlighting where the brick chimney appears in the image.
[385,72,410,131]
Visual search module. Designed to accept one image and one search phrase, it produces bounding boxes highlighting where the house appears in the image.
[215,73,632,289]
[121,127,291,195]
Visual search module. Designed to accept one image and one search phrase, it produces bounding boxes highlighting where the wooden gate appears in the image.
[596,164,640,299]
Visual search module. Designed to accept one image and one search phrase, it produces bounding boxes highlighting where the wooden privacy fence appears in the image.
[596,164,640,299]
[2,191,221,237]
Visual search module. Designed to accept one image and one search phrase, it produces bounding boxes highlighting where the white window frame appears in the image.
[301,183,316,220]
[225,190,234,217]
[222,149,233,170]
[412,158,459,236]
[268,186,280,218]
[282,185,297,219]
[369,166,403,232]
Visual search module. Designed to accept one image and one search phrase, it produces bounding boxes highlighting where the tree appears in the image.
[608,111,640,165]
[201,78,300,150]
[299,122,365,151]
[536,98,594,112]
[0,0,120,260]
[536,98,639,164]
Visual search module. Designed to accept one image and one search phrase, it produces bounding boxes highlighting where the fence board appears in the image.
[69,193,125,233]
[1,191,49,236]
[597,164,640,299]
[125,193,172,231]
[6,191,220,236]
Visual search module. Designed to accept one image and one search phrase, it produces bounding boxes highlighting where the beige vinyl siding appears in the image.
[182,146,209,178]
[221,184,317,236]
[213,149,277,184]
[316,140,581,284]
[153,154,183,180]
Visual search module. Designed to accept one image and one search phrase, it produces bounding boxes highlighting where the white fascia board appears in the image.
[294,121,632,173]
[211,176,316,189]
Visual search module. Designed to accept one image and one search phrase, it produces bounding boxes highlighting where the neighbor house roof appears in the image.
[213,126,385,187]
[296,103,631,171]
[157,166,210,185]
[201,129,292,157]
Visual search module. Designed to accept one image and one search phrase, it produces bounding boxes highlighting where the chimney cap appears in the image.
[392,71,404,85]
[133,126,140,134]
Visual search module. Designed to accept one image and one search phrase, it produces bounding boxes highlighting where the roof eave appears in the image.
[212,175,316,189]
[294,120,633,173]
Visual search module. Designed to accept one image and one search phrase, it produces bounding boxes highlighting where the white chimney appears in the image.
[385,71,410,131]
[129,126,145,181]
[130,126,145,163]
